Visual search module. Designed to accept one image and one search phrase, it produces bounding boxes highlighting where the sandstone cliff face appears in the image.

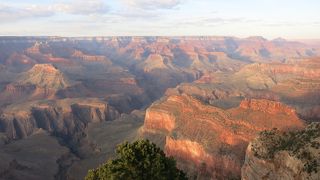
[0,99,119,140]
[238,60,320,79]
[164,137,242,179]
[166,58,320,121]
[144,109,175,132]
[0,112,36,140]
[242,123,320,180]
[143,94,305,179]
[240,98,295,115]
[3,84,59,101]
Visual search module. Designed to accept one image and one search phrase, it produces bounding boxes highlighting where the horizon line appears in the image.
[1,35,320,41]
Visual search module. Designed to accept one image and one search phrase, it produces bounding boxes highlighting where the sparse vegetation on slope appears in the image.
[252,123,320,174]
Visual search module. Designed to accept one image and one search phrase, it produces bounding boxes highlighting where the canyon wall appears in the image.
[143,94,305,179]
[0,99,119,140]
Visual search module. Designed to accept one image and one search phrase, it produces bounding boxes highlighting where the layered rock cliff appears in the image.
[166,57,320,121]
[71,50,109,62]
[239,98,295,115]
[0,36,319,180]
[242,123,320,180]
[143,94,305,179]
[0,98,119,140]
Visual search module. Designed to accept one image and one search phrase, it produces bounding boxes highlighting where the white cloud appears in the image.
[0,0,109,23]
[0,5,54,22]
[0,4,54,22]
[54,0,109,15]
[170,16,247,27]
[122,0,184,10]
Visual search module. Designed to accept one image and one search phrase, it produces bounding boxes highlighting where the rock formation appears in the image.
[16,64,69,89]
[0,98,119,140]
[143,94,305,179]
[167,57,320,121]
[0,36,319,179]
[242,123,320,180]
[0,64,70,103]
[239,98,296,115]
[71,50,109,62]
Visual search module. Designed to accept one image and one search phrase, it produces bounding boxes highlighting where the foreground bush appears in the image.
[86,139,187,180]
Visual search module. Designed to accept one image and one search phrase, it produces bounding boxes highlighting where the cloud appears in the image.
[0,4,55,22]
[0,0,109,23]
[122,0,184,10]
[257,20,320,27]
[54,0,109,15]
[173,16,247,27]
[112,10,161,20]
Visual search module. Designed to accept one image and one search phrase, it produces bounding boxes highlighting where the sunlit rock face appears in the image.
[165,57,320,122]
[239,99,296,115]
[144,109,176,133]
[143,94,305,179]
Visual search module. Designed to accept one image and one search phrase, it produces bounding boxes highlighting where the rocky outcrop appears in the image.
[242,123,320,180]
[0,112,36,140]
[240,98,296,115]
[164,137,242,179]
[143,94,305,179]
[25,42,42,54]
[144,108,176,133]
[239,60,320,79]
[0,99,119,140]
[16,64,70,89]
[0,64,72,104]
[242,143,306,180]
[72,50,108,62]
[166,57,320,121]
[140,54,169,72]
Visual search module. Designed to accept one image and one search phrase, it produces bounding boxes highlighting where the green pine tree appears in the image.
[86,139,188,180]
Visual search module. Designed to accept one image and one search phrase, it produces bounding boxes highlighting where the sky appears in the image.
[0,0,319,39]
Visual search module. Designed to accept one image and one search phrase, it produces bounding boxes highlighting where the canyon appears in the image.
[0,36,319,179]
[143,95,305,179]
